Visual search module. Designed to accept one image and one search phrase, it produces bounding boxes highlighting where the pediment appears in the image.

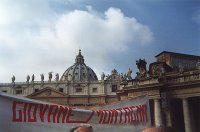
[27,87,67,98]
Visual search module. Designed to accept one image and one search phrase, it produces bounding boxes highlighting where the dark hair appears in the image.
[69,125,93,132]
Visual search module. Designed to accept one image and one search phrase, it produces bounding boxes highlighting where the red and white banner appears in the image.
[0,92,151,132]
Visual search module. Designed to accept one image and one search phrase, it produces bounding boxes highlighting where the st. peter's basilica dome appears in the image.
[60,50,98,82]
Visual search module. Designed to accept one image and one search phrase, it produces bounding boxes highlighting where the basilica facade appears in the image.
[1,50,200,132]
[0,50,123,107]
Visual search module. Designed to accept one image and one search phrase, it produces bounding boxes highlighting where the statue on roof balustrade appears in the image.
[41,74,44,82]
[11,75,15,83]
[26,75,30,83]
[136,59,147,79]
[101,72,105,80]
[55,73,59,82]
[32,74,35,82]
[127,68,132,80]
[48,72,53,82]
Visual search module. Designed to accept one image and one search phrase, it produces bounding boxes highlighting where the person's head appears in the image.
[141,127,174,132]
[69,125,93,132]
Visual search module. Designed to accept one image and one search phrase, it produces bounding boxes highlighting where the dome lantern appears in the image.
[75,49,84,64]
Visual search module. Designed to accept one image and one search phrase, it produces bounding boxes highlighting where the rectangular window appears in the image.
[76,88,82,92]
[59,88,64,92]
[2,90,7,93]
[112,85,117,92]
[34,89,39,93]
[16,89,22,94]
[92,88,98,93]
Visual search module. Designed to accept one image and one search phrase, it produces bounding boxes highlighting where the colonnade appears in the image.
[153,98,192,132]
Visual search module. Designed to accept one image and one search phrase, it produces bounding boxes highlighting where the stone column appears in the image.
[27,86,31,95]
[166,110,172,127]
[182,98,192,132]
[154,99,163,127]
[101,82,105,94]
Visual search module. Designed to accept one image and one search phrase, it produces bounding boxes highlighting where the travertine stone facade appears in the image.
[117,51,200,132]
[1,50,200,131]
[0,50,122,107]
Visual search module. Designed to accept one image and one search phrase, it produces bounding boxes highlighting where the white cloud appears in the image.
[0,1,153,82]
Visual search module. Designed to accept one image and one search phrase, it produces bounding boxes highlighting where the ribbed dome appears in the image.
[60,50,98,82]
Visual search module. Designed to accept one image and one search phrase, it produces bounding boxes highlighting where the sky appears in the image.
[0,0,200,83]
